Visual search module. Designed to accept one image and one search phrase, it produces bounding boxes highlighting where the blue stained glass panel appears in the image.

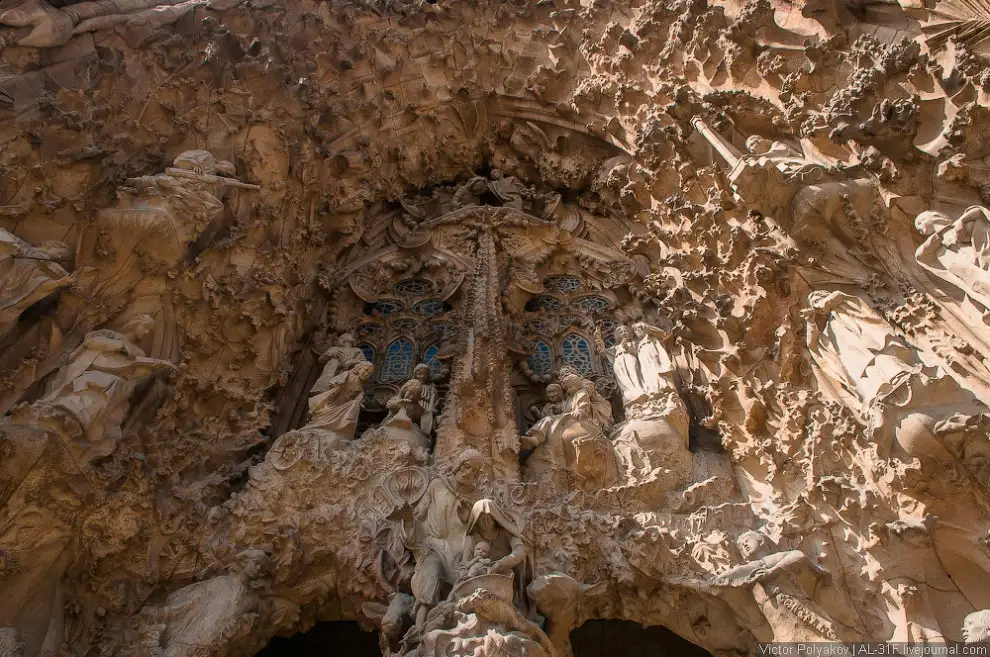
[372,300,404,319]
[561,333,593,376]
[358,343,376,364]
[381,338,415,383]
[528,340,554,377]
[423,343,442,374]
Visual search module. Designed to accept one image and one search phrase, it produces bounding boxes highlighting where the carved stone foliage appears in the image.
[8,1,990,656]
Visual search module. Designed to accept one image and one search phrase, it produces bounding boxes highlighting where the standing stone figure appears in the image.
[632,321,677,395]
[915,206,990,321]
[312,333,367,394]
[13,314,175,460]
[412,363,438,436]
[602,325,648,406]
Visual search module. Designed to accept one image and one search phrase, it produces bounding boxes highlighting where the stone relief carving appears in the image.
[8,1,990,655]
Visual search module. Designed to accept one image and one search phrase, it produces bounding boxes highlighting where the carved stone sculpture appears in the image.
[304,361,374,440]
[9,2,990,655]
[713,531,844,642]
[520,366,619,489]
[460,499,529,607]
[0,229,69,341]
[134,549,269,657]
[375,364,435,450]
[11,314,175,460]
[916,206,990,322]
[963,610,990,644]
[312,333,367,395]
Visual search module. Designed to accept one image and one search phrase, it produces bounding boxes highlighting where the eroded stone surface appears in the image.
[4,0,990,655]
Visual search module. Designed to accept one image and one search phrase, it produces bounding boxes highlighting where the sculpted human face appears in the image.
[633,324,647,339]
[478,514,497,534]
[339,333,355,347]
[737,533,764,561]
[474,542,490,559]
[546,385,563,403]
[963,612,990,643]
[561,376,582,394]
[455,459,482,489]
[615,326,631,342]
[355,363,375,381]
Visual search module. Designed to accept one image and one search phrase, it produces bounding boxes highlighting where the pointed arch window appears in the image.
[381,338,415,383]
[423,343,442,375]
[528,340,554,377]
[561,333,593,376]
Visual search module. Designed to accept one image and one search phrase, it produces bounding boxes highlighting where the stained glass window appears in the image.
[358,343,376,364]
[381,338,415,382]
[392,318,417,332]
[528,340,554,377]
[543,275,582,294]
[414,299,447,316]
[357,322,381,337]
[371,300,404,319]
[525,295,564,313]
[393,278,434,297]
[423,343,442,374]
[561,333,593,376]
[571,296,610,313]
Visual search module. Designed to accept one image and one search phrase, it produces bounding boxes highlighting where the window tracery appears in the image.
[381,338,415,383]
[413,299,447,316]
[423,343,442,375]
[525,295,564,312]
[527,339,554,377]
[571,295,610,313]
[543,274,582,294]
[393,278,434,297]
[369,299,404,319]
[561,333,593,376]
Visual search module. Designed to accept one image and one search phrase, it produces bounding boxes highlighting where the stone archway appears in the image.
[254,622,381,657]
[570,620,713,657]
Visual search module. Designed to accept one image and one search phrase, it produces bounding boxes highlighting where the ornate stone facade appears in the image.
[4,1,990,656]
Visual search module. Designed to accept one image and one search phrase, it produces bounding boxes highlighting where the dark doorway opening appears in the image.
[571,620,713,657]
[254,621,381,657]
